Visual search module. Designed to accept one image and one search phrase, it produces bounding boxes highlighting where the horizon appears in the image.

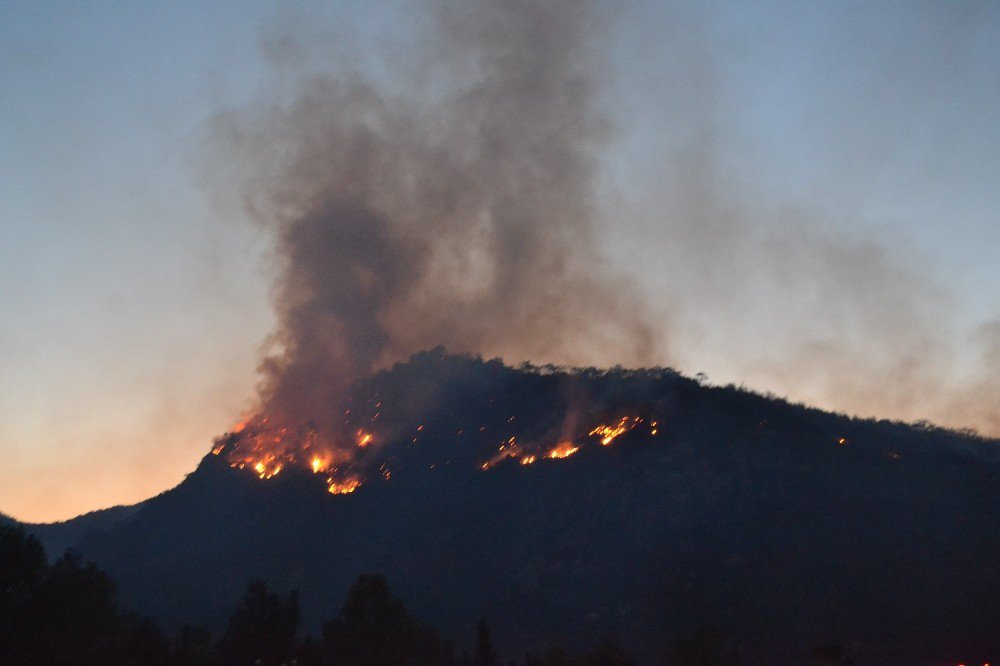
[6,349,996,526]
[2,0,999,522]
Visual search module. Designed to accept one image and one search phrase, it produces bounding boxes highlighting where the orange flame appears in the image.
[223,409,661,494]
[546,442,579,459]
[589,417,630,445]
[328,477,362,494]
[480,437,526,470]
[588,416,658,445]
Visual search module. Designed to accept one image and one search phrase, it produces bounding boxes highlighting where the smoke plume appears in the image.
[207,0,999,442]
[208,0,658,436]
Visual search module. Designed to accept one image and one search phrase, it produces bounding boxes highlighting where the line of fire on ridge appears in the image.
[213,414,661,495]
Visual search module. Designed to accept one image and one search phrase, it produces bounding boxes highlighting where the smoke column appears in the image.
[208,0,659,438]
[207,0,999,442]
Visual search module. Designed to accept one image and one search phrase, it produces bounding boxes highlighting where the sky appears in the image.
[1,0,998,522]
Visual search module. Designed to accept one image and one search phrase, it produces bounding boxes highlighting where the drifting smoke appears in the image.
[607,3,1000,436]
[207,0,998,447]
[208,0,658,440]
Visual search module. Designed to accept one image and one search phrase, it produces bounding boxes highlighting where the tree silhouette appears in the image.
[323,573,450,665]
[122,613,171,664]
[475,618,496,666]
[0,525,168,664]
[2,522,649,664]
[175,623,213,665]
[0,523,46,589]
[218,579,300,665]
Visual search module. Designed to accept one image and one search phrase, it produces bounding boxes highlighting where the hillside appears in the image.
[20,350,1000,663]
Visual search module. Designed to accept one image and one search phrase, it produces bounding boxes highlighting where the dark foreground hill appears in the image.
[19,351,1000,663]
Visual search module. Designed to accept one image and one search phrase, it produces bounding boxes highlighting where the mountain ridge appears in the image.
[14,350,1000,663]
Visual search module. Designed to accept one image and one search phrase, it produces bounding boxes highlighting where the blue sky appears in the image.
[2,1,997,521]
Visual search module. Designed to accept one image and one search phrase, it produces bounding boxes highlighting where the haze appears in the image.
[2,0,998,522]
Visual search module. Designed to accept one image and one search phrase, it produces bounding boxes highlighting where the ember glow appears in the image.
[327,477,361,495]
[210,392,403,495]
[481,437,523,470]
[214,417,358,494]
[216,408,662,495]
[588,416,658,445]
[590,417,631,445]
[546,442,580,459]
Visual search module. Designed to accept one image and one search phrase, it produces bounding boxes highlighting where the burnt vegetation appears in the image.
[9,351,1000,664]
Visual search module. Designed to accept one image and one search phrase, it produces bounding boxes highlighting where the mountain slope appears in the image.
[23,351,1000,663]
[18,503,143,559]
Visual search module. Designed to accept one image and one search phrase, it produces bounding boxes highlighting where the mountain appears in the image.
[16,350,1000,663]
[18,503,143,560]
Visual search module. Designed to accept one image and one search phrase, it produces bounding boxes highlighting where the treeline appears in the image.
[0,525,637,665]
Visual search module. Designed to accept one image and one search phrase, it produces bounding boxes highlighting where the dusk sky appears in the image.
[2,0,998,522]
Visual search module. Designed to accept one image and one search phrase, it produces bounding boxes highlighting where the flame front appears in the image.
[217,417,363,494]
[328,477,362,494]
[546,441,579,459]
[588,416,656,445]
[590,417,630,445]
[216,409,662,495]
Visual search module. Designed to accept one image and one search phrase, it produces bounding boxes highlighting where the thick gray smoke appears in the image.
[209,0,659,433]
[208,0,998,440]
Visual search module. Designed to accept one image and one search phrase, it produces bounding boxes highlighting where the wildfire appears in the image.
[590,417,630,445]
[219,407,662,497]
[327,477,362,494]
[252,460,282,479]
[546,442,579,459]
[481,437,522,470]
[308,449,339,475]
[588,416,658,445]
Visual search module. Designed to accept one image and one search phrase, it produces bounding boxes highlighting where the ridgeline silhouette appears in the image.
[10,350,1000,663]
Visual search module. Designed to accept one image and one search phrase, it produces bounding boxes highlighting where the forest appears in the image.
[1,524,655,665]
